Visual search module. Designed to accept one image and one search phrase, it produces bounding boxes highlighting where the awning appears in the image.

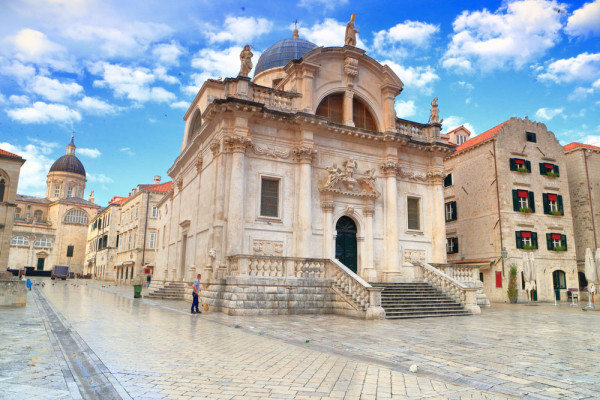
[548,194,557,201]
[518,190,528,198]
[114,262,123,268]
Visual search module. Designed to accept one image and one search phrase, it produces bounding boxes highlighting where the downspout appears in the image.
[492,139,505,276]
[141,191,150,269]
[583,150,598,248]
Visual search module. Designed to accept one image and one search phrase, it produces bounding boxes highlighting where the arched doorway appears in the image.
[335,216,357,273]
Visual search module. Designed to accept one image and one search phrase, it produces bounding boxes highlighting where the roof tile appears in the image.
[455,121,508,152]
[564,142,600,151]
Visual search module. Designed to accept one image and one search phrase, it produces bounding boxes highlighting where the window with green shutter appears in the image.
[539,162,559,177]
[513,189,534,212]
[446,237,459,254]
[543,193,563,216]
[526,131,537,142]
[546,233,567,251]
[516,230,537,249]
[445,201,457,222]
[510,158,530,173]
[444,173,452,187]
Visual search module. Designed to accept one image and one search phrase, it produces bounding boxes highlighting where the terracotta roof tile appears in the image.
[109,196,129,205]
[145,181,172,192]
[0,148,24,160]
[564,142,600,151]
[455,121,508,152]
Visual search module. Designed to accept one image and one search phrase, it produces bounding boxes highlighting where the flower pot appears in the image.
[509,297,517,304]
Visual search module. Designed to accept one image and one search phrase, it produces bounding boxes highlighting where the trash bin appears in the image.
[133,284,142,298]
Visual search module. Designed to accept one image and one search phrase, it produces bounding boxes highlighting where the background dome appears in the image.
[254,38,318,77]
[49,155,86,176]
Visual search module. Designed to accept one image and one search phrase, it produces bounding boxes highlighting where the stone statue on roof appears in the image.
[239,45,254,77]
[429,97,441,124]
[345,14,359,46]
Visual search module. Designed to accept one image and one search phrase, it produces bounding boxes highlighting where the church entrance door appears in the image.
[335,216,357,273]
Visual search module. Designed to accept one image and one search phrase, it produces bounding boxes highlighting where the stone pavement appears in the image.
[1,278,599,399]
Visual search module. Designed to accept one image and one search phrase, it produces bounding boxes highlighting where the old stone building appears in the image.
[444,117,578,302]
[85,199,121,280]
[153,24,481,318]
[564,142,600,294]
[9,138,99,275]
[0,149,25,269]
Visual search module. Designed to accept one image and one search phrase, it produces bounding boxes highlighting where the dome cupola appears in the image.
[49,136,86,177]
[253,33,317,77]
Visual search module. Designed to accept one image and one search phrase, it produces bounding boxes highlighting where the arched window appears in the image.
[552,270,566,290]
[33,210,43,221]
[11,236,29,246]
[64,209,88,225]
[188,111,202,143]
[0,178,5,202]
[34,237,52,248]
[316,93,378,131]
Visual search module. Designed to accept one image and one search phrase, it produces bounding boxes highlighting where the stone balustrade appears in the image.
[416,262,481,315]
[251,86,296,112]
[397,120,424,137]
[431,263,481,284]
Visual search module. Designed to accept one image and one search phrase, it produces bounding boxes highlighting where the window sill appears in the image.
[256,216,282,223]
[405,229,424,235]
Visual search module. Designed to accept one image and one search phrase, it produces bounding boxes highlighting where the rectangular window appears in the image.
[128,234,131,250]
[539,162,559,177]
[116,234,119,248]
[512,189,535,212]
[445,201,457,222]
[135,207,138,219]
[260,177,279,218]
[149,232,156,249]
[509,158,531,173]
[54,186,60,197]
[516,230,538,249]
[102,235,108,249]
[444,173,452,187]
[151,206,158,218]
[446,237,459,254]
[546,233,567,251]
[543,193,564,216]
[67,187,73,197]
[133,232,137,248]
[526,131,537,142]
[407,197,420,230]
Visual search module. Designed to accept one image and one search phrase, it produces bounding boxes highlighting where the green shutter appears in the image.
[558,195,564,215]
[532,232,538,249]
[516,231,523,249]
[546,233,553,250]
[452,201,457,220]
[513,189,520,211]
[539,162,546,175]
[554,165,560,176]
[525,160,531,172]
[510,158,516,171]
[528,191,535,212]
[543,193,550,214]
[561,234,567,250]
[455,238,459,253]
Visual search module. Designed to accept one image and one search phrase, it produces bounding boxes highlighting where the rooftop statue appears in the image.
[239,45,254,77]
[429,97,442,124]
[345,14,359,46]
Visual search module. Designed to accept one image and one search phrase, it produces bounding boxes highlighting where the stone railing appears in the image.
[226,255,384,318]
[396,120,425,137]
[416,262,481,315]
[251,86,297,112]
[430,263,481,285]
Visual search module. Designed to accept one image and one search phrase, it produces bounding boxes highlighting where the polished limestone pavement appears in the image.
[1,278,598,399]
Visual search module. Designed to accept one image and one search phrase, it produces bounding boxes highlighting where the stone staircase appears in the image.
[370,282,472,319]
[145,282,187,300]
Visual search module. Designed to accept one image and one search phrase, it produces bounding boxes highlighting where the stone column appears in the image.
[321,202,334,258]
[428,167,447,263]
[294,145,316,257]
[363,206,375,280]
[382,87,398,132]
[381,162,400,281]
[210,140,225,270]
[343,90,354,127]
[224,136,250,256]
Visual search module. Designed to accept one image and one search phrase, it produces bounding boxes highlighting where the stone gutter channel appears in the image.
[32,287,132,400]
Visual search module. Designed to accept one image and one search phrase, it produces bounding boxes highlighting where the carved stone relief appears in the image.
[252,240,284,256]
[293,145,317,163]
[321,159,379,198]
[251,143,291,159]
[404,249,426,264]
[223,136,251,153]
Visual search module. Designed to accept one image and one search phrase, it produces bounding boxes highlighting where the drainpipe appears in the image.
[584,150,598,249]
[141,190,150,272]
[492,139,505,276]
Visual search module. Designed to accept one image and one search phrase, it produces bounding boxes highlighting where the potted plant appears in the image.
[519,207,533,213]
[507,264,518,303]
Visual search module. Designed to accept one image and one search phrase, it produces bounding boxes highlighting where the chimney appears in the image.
[132,188,137,195]
[154,175,161,184]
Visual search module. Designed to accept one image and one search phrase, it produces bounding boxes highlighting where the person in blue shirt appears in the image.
[191,273,201,314]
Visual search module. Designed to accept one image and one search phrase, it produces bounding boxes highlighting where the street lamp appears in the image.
[501,248,508,259]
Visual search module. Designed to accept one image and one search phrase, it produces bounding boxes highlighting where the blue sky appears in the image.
[0,0,599,206]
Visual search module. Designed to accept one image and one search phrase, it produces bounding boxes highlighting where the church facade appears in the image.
[153,26,480,317]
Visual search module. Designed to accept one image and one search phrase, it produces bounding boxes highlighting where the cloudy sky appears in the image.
[0,0,599,206]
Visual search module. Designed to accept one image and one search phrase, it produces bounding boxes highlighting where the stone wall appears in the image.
[0,279,27,307]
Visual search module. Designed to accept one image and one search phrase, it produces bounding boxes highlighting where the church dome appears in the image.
[49,154,86,176]
[254,37,318,77]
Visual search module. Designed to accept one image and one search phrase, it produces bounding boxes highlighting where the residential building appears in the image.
[564,142,600,293]
[84,199,122,280]
[441,125,471,146]
[444,117,578,302]
[0,148,25,269]
[9,138,99,274]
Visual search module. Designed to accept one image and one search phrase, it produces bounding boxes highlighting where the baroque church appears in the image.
[9,138,99,275]
[153,18,481,318]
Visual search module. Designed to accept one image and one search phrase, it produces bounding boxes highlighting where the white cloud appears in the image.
[299,18,367,48]
[0,58,37,83]
[0,141,54,194]
[152,41,185,66]
[374,20,439,57]
[535,107,565,120]
[170,101,189,109]
[7,28,76,72]
[189,46,250,91]
[120,147,135,156]
[566,0,600,38]
[153,66,179,85]
[442,116,476,136]
[76,96,118,115]
[538,52,600,83]
[87,173,113,183]
[90,61,176,103]
[77,147,101,158]
[6,102,81,124]
[394,100,416,118]
[206,16,273,44]
[384,61,439,95]
[29,76,83,102]
[9,95,30,105]
[442,0,564,72]
[298,0,347,10]
[457,81,474,91]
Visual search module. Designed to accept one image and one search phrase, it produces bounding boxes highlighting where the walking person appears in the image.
[191,273,201,314]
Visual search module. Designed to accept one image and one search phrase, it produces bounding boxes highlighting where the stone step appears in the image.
[386,312,471,319]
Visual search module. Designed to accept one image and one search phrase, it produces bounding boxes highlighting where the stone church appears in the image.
[153,21,480,318]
